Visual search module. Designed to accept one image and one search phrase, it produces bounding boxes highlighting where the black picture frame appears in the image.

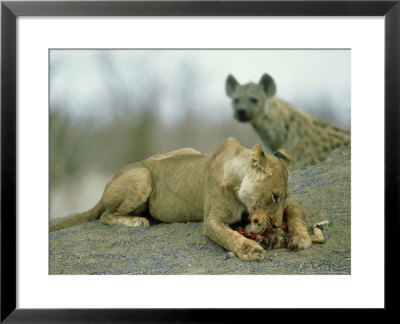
[1,0,399,322]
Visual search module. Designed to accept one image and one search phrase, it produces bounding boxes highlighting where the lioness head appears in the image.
[238,144,291,234]
[225,74,276,122]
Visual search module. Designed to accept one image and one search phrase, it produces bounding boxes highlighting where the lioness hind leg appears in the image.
[101,212,150,227]
[100,167,152,228]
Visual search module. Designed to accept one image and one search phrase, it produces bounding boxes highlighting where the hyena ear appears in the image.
[251,144,273,176]
[259,73,277,97]
[226,74,239,97]
[274,149,292,172]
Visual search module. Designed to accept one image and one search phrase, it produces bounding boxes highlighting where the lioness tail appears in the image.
[49,200,105,232]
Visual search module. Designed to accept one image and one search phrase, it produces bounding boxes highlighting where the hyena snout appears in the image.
[236,109,251,121]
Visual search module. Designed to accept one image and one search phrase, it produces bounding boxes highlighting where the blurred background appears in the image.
[50,49,350,219]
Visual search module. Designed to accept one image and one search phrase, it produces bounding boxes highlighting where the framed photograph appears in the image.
[1,0,398,321]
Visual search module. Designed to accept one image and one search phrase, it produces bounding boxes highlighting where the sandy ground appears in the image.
[49,145,351,275]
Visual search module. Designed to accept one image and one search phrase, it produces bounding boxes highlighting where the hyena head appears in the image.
[225,74,277,122]
[238,144,291,234]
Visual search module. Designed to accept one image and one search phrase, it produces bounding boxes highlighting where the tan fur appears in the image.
[226,74,351,169]
[50,138,319,261]
[282,202,328,250]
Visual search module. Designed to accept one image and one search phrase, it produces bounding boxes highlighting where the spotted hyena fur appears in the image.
[226,74,350,169]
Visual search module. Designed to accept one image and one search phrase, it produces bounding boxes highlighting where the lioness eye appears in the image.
[250,97,258,104]
[272,193,279,203]
[234,98,240,104]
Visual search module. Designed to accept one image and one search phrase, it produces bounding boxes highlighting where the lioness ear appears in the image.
[226,74,239,97]
[274,149,292,172]
[251,144,273,176]
[259,73,277,97]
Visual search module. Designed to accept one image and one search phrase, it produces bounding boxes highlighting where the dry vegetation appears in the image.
[50,108,261,189]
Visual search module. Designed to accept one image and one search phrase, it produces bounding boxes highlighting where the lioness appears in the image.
[226,74,351,169]
[50,138,319,261]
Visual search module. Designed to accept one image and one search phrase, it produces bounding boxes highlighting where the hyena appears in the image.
[226,74,350,169]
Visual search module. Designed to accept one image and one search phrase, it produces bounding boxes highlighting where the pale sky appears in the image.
[50,49,351,128]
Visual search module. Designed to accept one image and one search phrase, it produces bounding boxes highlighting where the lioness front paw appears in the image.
[235,238,266,261]
[287,234,311,251]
